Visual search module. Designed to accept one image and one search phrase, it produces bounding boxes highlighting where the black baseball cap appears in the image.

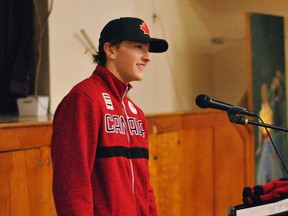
[98,17,168,53]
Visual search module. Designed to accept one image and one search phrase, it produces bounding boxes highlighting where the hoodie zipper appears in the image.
[122,86,135,194]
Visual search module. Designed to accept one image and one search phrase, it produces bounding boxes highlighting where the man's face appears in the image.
[106,41,151,84]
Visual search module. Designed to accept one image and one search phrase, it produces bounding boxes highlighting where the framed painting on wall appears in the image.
[246,13,287,185]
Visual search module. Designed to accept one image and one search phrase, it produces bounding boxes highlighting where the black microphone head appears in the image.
[195,94,211,108]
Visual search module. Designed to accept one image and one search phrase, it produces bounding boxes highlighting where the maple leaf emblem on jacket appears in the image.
[140,22,150,35]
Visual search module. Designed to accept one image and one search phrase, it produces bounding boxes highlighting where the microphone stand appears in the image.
[227,106,288,132]
[227,106,288,175]
[246,120,288,132]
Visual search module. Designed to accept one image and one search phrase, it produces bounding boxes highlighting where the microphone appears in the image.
[195,94,255,117]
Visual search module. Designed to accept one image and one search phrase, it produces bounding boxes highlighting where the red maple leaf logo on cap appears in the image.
[140,22,150,35]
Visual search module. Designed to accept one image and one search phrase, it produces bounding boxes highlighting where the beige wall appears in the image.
[48,0,288,114]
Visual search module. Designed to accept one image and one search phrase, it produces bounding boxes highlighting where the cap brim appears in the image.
[148,38,169,53]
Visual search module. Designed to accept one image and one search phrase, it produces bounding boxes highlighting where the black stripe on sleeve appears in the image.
[96,146,149,159]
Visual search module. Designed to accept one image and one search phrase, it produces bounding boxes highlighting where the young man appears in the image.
[51,17,168,216]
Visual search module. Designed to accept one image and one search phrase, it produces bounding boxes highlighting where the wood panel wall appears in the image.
[147,111,254,216]
[0,122,55,216]
[0,111,254,216]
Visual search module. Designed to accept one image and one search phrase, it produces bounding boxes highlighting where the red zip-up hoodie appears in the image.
[51,65,158,216]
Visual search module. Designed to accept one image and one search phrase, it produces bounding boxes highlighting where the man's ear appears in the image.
[103,42,116,59]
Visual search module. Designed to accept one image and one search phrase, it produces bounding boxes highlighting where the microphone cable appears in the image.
[256,115,288,176]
